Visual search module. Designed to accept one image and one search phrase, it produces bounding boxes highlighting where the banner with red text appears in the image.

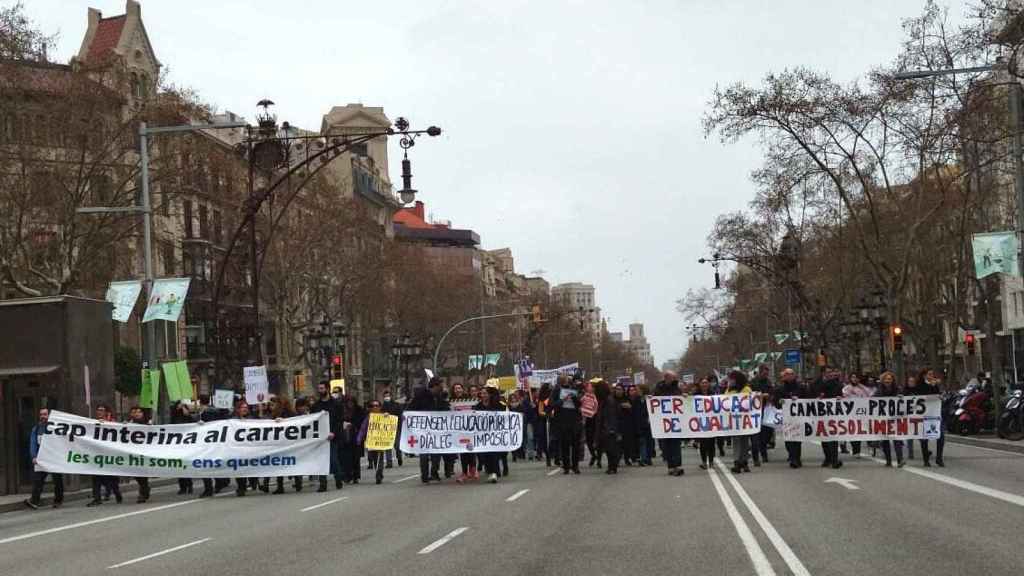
[400,411,523,454]
[646,394,763,439]
[780,396,942,442]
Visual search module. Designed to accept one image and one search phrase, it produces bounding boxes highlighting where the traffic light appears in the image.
[531,304,543,325]
[892,324,904,351]
[965,333,976,356]
[331,354,344,380]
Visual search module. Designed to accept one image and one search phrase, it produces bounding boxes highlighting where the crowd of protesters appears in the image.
[24,366,950,510]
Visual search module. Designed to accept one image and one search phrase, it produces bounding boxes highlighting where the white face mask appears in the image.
[383,396,392,402]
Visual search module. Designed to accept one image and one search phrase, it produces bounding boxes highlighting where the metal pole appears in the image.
[248,135,263,367]
[431,312,526,374]
[139,122,158,423]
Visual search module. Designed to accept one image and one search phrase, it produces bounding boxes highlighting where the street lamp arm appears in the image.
[432,312,529,375]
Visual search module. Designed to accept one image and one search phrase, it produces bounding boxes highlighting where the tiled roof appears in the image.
[86,15,126,63]
[393,209,434,229]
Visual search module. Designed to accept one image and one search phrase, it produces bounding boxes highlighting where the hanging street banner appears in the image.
[141,277,191,323]
[773,332,790,345]
[401,410,524,454]
[162,360,192,402]
[781,396,942,442]
[106,280,142,323]
[467,355,484,370]
[35,410,330,478]
[484,353,501,367]
[365,413,399,451]
[526,362,579,388]
[243,365,269,405]
[972,231,1020,279]
[646,394,763,439]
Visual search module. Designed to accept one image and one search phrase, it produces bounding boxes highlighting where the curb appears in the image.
[0,478,179,514]
[945,435,1024,455]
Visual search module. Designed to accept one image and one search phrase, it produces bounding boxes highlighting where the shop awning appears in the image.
[0,365,61,377]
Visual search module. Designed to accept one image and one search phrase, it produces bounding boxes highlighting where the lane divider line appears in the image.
[546,469,562,477]
[506,489,530,502]
[301,496,349,512]
[418,527,469,554]
[715,461,811,576]
[107,538,211,569]
[393,474,420,484]
[708,467,776,576]
[0,499,200,545]
[866,455,1024,507]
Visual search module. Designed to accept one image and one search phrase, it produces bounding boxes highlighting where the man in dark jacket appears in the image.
[775,368,808,468]
[596,382,621,474]
[550,376,582,474]
[908,369,945,467]
[381,388,403,467]
[814,367,844,469]
[311,381,343,491]
[628,385,652,466]
[198,394,231,497]
[24,407,63,510]
[408,377,448,483]
[750,364,774,465]
[654,372,685,476]
[126,406,152,503]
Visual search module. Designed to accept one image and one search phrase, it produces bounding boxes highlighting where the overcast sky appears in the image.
[26,0,967,366]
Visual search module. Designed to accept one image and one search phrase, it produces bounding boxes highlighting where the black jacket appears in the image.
[907,382,939,396]
[597,398,619,439]
[408,388,449,412]
[813,378,843,399]
[311,396,342,437]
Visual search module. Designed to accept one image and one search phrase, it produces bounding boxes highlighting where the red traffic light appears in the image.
[965,333,975,344]
[332,355,342,366]
[893,326,903,336]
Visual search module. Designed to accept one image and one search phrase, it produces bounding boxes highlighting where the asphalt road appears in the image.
[1,440,1022,576]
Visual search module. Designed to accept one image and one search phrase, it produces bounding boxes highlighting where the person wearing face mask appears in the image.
[908,368,945,467]
[814,367,844,469]
[381,388,404,468]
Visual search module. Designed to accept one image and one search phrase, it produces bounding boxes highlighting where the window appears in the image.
[161,242,176,276]
[183,199,193,238]
[213,210,222,245]
[198,204,209,239]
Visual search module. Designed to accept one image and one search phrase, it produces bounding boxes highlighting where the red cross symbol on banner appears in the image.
[407,435,417,448]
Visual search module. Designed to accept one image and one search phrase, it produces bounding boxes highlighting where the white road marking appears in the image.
[418,527,469,554]
[301,496,348,512]
[506,489,530,502]
[716,461,811,576]
[708,468,776,576]
[107,538,211,569]
[393,474,420,484]
[824,477,860,491]
[867,455,1024,507]
[0,499,200,545]
[546,469,562,477]
[945,440,1024,457]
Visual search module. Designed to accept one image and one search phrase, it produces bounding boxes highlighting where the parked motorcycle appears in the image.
[949,387,992,436]
[997,388,1024,441]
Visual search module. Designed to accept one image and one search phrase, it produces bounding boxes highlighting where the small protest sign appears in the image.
[243,365,269,405]
[365,413,399,451]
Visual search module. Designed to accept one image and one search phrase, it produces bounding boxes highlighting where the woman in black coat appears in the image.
[594,381,620,474]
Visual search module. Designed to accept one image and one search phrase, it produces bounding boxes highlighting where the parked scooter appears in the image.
[950,385,991,435]
[997,387,1024,441]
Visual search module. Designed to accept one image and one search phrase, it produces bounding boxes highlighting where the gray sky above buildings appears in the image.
[28,0,967,366]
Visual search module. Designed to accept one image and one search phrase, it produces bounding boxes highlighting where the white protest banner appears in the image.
[36,410,330,478]
[526,362,579,388]
[781,396,942,442]
[213,389,235,410]
[106,280,142,323]
[401,410,523,454]
[243,365,269,405]
[646,394,763,439]
[763,405,783,429]
[142,277,191,323]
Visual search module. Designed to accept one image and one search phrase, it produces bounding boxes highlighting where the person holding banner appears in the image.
[312,381,344,492]
[170,402,195,495]
[653,372,685,477]
[775,369,808,468]
[750,365,774,465]
[550,376,582,475]
[24,408,63,510]
[233,401,253,497]
[726,372,754,474]
[356,400,387,484]
[909,368,945,467]
[198,394,232,498]
[409,378,448,483]
[814,367,845,469]
[473,387,507,483]
[85,404,123,506]
[126,406,153,503]
[842,373,874,457]
[696,377,717,470]
[875,371,906,468]
[535,384,552,467]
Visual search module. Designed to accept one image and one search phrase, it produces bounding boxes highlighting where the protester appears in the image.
[535,383,552,466]
[311,381,343,491]
[654,372,685,476]
[81,404,124,506]
[125,406,152,503]
[410,377,448,483]
[450,385,479,483]
[233,400,252,497]
[340,395,365,484]
[909,368,945,467]
[381,388,404,467]
[900,374,917,461]
[875,371,906,468]
[264,396,298,494]
[696,377,717,470]
[775,368,807,468]
[814,367,845,469]
[613,385,635,466]
[842,372,873,456]
[750,364,774,465]
[24,407,63,510]
[198,394,231,497]
[593,380,620,474]
[356,399,387,484]
[726,371,754,474]
[629,384,653,466]
[582,381,599,467]
[170,401,195,496]
[550,375,582,474]
[474,387,505,483]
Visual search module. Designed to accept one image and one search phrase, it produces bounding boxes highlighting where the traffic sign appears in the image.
[784,349,800,365]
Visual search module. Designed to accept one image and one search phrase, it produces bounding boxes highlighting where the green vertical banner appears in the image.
[140,369,160,411]
[162,361,190,402]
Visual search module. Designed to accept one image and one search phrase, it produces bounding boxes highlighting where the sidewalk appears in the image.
[0,478,177,514]
[945,433,1024,455]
